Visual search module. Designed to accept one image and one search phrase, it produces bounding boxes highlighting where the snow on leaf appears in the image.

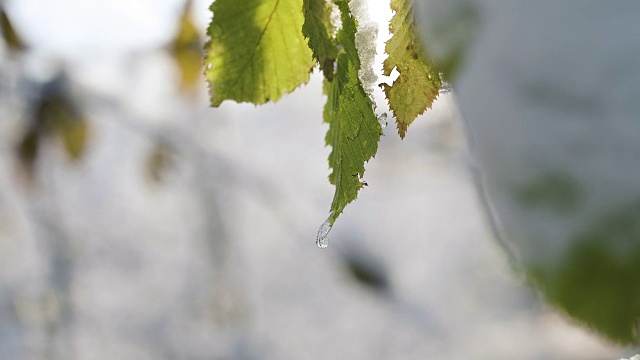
[381,0,441,138]
[349,0,378,96]
[323,0,382,228]
[204,0,314,106]
[302,0,338,81]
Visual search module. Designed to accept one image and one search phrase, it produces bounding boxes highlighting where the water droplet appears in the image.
[377,113,388,129]
[439,81,453,94]
[316,212,334,249]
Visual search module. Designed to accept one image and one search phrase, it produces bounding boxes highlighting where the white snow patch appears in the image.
[349,0,378,97]
[329,0,342,36]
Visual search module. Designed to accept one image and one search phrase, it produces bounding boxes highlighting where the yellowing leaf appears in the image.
[14,81,88,183]
[302,0,338,80]
[170,1,203,93]
[58,118,89,161]
[1,7,25,51]
[204,0,314,106]
[382,0,441,138]
[35,86,89,162]
[324,0,382,225]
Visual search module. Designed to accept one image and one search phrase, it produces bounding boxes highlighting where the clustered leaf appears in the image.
[204,0,314,106]
[205,0,441,237]
[302,0,338,81]
[323,0,382,225]
[381,0,441,138]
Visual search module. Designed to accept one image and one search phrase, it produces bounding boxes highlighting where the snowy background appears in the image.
[0,0,635,358]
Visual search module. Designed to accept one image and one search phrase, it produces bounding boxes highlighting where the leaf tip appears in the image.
[397,122,407,139]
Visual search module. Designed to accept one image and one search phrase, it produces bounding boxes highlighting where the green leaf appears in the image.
[302,0,338,81]
[381,0,441,138]
[324,0,382,225]
[204,0,314,106]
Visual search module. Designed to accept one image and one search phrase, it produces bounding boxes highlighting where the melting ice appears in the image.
[377,113,388,129]
[316,212,335,249]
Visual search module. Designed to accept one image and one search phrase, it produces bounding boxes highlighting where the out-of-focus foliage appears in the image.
[381,0,441,138]
[340,249,390,293]
[0,6,25,51]
[204,0,314,106]
[15,126,40,181]
[35,82,89,162]
[15,76,89,181]
[169,0,203,93]
[414,0,640,344]
[146,140,175,184]
[413,1,478,81]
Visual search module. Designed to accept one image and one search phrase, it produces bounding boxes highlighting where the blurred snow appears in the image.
[0,0,633,359]
[620,355,640,360]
